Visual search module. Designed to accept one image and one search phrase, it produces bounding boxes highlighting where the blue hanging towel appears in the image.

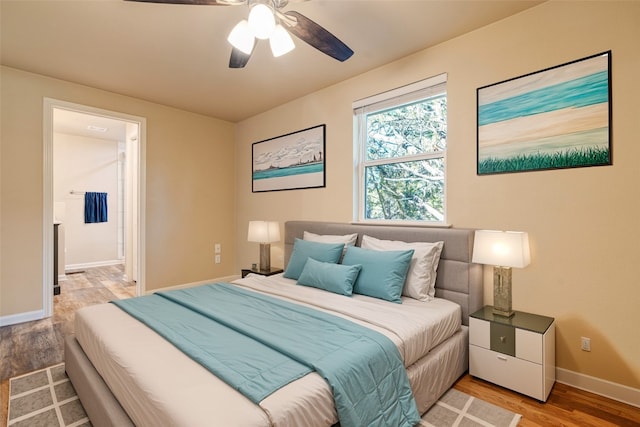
[84,192,108,223]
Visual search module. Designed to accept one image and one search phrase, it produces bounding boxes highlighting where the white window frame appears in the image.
[353,73,447,226]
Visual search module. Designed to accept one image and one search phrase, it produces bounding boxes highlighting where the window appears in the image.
[354,74,447,224]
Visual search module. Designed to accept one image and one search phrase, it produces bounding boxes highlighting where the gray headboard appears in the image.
[284,221,483,326]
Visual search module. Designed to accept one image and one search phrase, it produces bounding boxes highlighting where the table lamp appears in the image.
[247,221,280,271]
[472,230,531,317]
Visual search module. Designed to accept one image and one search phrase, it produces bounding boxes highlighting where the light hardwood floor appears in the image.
[454,374,640,426]
[1,265,136,425]
[2,270,639,426]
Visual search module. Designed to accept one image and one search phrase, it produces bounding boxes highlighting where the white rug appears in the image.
[421,388,521,427]
[9,364,521,427]
[8,364,90,427]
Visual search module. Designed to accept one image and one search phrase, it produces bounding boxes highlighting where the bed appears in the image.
[65,220,483,427]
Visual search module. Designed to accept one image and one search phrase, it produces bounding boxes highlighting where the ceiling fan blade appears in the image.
[124,0,242,5]
[229,46,254,68]
[283,11,353,62]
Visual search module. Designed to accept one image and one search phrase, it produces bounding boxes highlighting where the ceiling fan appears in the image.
[125,0,354,68]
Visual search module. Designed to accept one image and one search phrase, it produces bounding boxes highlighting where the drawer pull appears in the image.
[497,355,508,361]
[500,336,507,343]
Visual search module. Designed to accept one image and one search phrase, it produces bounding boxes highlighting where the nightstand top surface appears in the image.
[242,267,283,276]
[471,306,554,334]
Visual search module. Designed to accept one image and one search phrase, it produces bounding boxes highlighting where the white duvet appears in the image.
[74,274,461,427]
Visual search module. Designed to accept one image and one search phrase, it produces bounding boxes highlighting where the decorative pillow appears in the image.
[303,231,358,247]
[283,238,345,280]
[303,231,357,259]
[341,246,414,304]
[297,258,362,296]
[361,235,444,300]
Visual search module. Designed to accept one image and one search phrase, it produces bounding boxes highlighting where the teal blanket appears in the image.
[113,283,420,427]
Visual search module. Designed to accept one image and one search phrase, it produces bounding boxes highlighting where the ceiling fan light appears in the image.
[227,20,255,54]
[248,3,275,40]
[269,25,295,57]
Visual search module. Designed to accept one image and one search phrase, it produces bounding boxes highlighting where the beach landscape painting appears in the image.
[252,124,326,192]
[477,51,611,175]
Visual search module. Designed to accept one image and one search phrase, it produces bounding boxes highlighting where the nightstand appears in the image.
[241,267,284,278]
[469,306,555,401]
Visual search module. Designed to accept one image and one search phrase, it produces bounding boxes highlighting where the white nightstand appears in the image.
[469,306,555,401]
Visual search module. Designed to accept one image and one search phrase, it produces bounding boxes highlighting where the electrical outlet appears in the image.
[581,337,591,352]
[215,243,221,253]
[215,255,221,264]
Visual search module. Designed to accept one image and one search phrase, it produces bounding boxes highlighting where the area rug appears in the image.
[421,388,521,427]
[9,364,521,427]
[7,363,90,427]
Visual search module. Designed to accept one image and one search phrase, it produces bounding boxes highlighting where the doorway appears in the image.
[43,99,146,317]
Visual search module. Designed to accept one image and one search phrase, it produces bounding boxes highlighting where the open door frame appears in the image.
[42,98,146,317]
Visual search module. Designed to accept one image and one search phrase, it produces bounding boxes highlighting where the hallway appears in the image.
[0,265,135,383]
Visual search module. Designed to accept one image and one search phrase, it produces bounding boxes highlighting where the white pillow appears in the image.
[361,235,443,301]
[303,231,358,253]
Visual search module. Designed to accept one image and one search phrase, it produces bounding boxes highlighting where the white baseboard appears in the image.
[556,367,640,408]
[144,275,241,295]
[65,259,124,272]
[0,275,236,326]
[0,309,45,327]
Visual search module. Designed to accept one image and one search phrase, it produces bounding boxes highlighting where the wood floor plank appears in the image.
[0,379,7,427]
[453,375,640,427]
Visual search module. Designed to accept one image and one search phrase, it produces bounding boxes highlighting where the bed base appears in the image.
[65,327,467,426]
[66,221,481,425]
[409,327,468,415]
[65,335,134,427]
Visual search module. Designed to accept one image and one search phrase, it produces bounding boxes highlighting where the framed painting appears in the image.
[252,124,326,192]
[477,51,612,175]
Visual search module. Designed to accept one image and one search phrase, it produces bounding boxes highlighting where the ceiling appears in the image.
[1,0,543,123]
[53,108,129,142]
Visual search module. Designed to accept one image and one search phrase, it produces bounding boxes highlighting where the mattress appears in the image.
[74,275,462,427]
[235,274,462,367]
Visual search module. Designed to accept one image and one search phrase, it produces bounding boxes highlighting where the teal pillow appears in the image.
[283,238,345,280]
[342,246,414,303]
[297,258,362,296]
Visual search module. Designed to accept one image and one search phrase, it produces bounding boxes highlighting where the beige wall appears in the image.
[235,1,640,389]
[0,66,237,317]
[1,0,637,394]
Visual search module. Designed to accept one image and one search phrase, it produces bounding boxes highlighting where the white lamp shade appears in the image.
[472,230,531,268]
[248,3,275,40]
[269,25,295,57]
[227,20,255,54]
[247,221,280,244]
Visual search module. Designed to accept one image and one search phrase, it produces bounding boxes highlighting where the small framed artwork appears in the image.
[252,124,326,192]
[477,51,612,175]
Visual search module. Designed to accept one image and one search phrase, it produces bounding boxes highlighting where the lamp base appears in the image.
[493,266,515,317]
[492,306,515,317]
[259,243,271,271]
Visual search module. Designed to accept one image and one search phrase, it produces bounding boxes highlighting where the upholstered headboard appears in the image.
[284,221,483,326]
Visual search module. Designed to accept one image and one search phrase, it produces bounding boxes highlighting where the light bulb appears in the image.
[248,3,275,40]
[269,25,295,57]
[227,20,255,54]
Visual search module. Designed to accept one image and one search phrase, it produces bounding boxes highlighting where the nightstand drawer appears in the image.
[469,345,544,400]
[516,328,542,364]
[469,317,489,347]
[490,322,515,356]
[470,317,516,357]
